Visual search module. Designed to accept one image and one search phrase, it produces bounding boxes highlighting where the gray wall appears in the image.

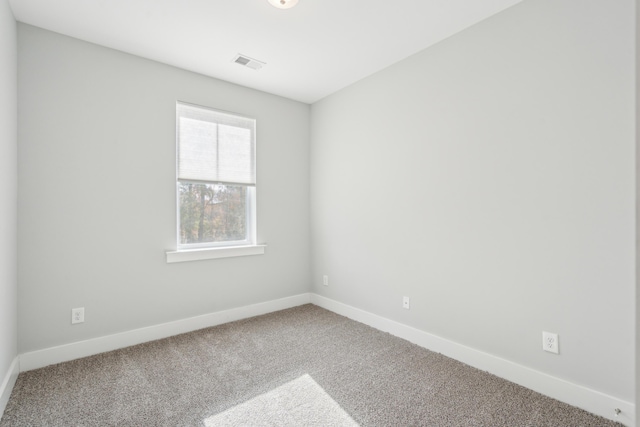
[311,0,635,402]
[18,24,310,353]
[0,0,17,386]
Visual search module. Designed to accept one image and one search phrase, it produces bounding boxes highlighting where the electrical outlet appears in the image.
[323,275,329,286]
[542,331,558,354]
[72,307,85,324]
[402,296,410,310]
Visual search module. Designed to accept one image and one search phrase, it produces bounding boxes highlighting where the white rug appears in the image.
[204,374,359,426]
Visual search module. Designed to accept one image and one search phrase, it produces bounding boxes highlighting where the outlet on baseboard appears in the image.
[71,307,85,324]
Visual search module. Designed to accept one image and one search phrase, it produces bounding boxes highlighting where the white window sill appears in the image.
[166,244,266,263]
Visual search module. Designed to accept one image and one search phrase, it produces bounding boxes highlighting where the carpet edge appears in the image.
[19,293,312,372]
[310,293,634,426]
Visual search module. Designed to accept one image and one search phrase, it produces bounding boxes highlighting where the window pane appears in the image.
[177,102,256,185]
[179,183,247,245]
[178,117,218,182]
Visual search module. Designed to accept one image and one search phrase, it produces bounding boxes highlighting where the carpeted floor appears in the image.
[0,304,622,426]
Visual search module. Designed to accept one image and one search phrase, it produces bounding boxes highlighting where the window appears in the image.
[175,102,257,253]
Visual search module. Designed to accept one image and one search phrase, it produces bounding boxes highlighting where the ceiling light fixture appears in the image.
[267,0,298,9]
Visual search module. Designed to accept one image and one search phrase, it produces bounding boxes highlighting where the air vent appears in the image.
[233,54,266,70]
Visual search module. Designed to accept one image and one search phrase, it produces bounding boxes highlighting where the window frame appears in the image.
[173,101,259,256]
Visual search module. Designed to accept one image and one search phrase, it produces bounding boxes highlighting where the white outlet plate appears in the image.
[402,296,410,310]
[72,307,85,324]
[542,331,558,354]
[322,275,329,286]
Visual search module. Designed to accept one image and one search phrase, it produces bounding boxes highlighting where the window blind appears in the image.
[177,102,256,186]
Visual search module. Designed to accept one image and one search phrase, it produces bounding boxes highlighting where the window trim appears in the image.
[169,101,263,261]
[166,244,266,263]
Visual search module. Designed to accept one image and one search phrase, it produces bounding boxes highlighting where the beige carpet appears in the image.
[0,304,622,426]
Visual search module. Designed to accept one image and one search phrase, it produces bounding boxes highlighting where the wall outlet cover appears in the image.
[72,307,85,324]
[542,331,558,354]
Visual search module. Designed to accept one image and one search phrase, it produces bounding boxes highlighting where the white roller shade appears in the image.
[177,102,256,186]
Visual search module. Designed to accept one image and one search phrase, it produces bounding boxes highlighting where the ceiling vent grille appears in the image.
[233,54,266,70]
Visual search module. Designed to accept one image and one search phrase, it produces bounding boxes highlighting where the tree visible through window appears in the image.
[179,183,246,244]
[176,102,256,248]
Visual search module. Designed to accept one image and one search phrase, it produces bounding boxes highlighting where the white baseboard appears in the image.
[20,293,312,372]
[0,357,19,418]
[15,292,634,425]
[310,294,635,427]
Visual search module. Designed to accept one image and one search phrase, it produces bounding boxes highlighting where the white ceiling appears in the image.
[8,0,523,104]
